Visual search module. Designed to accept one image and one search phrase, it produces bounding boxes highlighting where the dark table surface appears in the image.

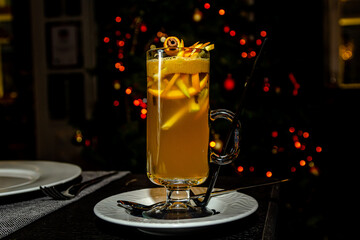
[3,173,281,240]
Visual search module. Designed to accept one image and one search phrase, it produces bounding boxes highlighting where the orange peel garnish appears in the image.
[148,74,208,99]
[148,36,213,99]
[162,37,214,57]
[164,36,181,56]
[148,36,213,130]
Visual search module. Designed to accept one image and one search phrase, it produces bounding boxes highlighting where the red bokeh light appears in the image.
[316,146,322,152]
[118,40,125,47]
[224,74,235,91]
[271,131,278,138]
[140,24,147,32]
[223,26,230,33]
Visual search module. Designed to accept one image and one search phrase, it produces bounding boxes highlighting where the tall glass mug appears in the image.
[145,46,240,219]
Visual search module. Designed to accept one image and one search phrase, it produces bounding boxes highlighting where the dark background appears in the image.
[1,0,359,239]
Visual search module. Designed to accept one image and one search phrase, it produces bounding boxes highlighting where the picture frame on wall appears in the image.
[46,22,82,68]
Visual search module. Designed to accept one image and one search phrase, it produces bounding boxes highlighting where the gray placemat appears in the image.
[0,171,129,239]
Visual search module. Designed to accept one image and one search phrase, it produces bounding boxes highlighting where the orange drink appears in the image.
[143,37,240,219]
[146,49,210,187]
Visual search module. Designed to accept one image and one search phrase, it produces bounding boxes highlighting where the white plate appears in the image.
[94,188,258,235]
[0,160,82,197]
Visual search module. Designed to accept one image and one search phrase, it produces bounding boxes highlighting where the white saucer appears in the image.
[0,160,82,197]
[94,188,258,235]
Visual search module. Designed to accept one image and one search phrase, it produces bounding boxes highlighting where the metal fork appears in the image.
[40,171,118,200]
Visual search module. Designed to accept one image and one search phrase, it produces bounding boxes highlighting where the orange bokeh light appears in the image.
[294,141,301,149]
[219,9,225,15]
[133,99,140,106]
[299,160,306,166]
[141,108,147,115]
[237,166,244,173]
[266,171,272,178]
[125,87,132,95]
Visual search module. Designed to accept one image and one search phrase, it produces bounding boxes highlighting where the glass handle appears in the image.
[209,109,241,165]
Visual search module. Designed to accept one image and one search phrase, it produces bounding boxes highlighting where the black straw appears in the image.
[223,37,268,153]
[195,38,268,208]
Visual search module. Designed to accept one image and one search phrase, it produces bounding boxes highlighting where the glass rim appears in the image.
[146,46,209,53]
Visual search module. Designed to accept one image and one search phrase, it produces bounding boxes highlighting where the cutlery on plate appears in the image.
[117,178,289,213]
[40,171,118,200]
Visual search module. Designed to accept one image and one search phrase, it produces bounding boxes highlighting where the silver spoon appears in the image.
[117,178,289,213]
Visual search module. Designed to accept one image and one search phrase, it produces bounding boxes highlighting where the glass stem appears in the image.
[166,186,191,210]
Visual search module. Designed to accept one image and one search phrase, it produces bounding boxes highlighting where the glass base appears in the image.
[142,203,214,220]
[142,185,214,219]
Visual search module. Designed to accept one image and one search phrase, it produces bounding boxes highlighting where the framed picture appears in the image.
[46,22,82,68]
